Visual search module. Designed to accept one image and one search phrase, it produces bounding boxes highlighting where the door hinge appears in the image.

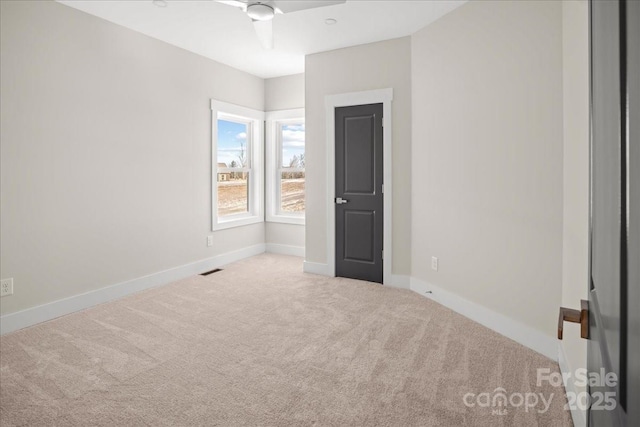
[381,184,384,194]
[382,250,384,260]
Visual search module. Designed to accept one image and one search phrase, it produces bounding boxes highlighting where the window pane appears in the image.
[217,119,249,168]
[280,171,305,213]
[280,123,305,168]
[218,172,249,217]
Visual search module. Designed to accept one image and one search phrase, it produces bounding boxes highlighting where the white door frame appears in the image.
[325,88,393,285]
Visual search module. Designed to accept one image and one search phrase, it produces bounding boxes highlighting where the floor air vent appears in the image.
[200,268,222,276]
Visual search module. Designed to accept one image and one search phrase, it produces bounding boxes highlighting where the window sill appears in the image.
[213,215,263,231]
[266,215,305,226]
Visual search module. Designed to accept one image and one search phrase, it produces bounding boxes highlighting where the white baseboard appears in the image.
[3,248,561,366]
[388,274,411,290]
[558,343,587,427]
[303,261,332,276]
[0,244,266,335]
[410,277,557,360]
[265,243,305,257]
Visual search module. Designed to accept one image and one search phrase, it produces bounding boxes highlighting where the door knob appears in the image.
[335,197,349,204]
[558,300,589,340]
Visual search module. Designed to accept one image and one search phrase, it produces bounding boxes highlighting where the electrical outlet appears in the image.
[431,257,438,271]
[207,236,213,247]
[1,278,13,297]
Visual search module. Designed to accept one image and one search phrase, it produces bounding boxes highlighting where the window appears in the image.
[266,109,305,225]
[211,100,264,230]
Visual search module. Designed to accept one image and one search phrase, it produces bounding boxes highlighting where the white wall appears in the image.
[264,74,305,251]
[411,1,564,336]
[0,0,265,315]
[560,1,589,425]
[304,37,412,276]
[265,74,304,111]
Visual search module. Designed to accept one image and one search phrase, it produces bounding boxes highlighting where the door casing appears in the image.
[325,89,393,286]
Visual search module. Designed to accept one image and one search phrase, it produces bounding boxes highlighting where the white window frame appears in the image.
[266,108,305,225]
[211,100,264,230]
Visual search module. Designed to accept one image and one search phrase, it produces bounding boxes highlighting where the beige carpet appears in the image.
[0,254,572,426]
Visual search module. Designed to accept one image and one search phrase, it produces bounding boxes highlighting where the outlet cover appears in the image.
[1,278,13,297]
[207,236,214,247]
[431,257,438,271]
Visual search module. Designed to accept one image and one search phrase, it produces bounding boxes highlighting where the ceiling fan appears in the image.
[216,0,346,49]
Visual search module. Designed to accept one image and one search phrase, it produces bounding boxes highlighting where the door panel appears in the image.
[344,116,375,194]
[344,210,375,262]
[335,104,383,283]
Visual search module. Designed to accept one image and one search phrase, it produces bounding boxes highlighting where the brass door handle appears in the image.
[558,300,589,340]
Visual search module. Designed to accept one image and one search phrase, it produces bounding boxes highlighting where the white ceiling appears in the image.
[57,0,466,79]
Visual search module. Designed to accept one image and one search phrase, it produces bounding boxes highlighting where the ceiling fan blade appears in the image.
[216,0,247,12]
[252,19,273,49]
[274,0,345,14]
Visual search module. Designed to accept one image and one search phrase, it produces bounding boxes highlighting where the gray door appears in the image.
[588,1,639,425]
[626,1,640,424]
[335,103,383,283]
